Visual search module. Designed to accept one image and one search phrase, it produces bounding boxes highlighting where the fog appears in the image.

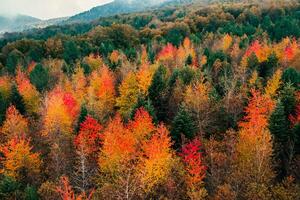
[0,0,113,20]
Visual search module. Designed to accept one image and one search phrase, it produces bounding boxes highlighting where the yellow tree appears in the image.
[184,79,213,134]
[265,69,282,98]
[116,73,140,119]
[0,76,12,100]
[83,54,103,71]
[71,67,87,104]
[222,34,233,52]
[1,105,29,140]
[137,124,173,192]
[16,68,40,115]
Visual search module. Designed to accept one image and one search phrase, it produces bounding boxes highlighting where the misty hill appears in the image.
[0,15,41,33]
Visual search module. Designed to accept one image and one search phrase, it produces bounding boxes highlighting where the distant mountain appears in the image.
[67,0,188,23]
[0,0,192,33]
[0,14,41,33]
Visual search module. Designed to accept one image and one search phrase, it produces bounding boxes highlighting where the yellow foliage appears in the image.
[116,73,140,119]
[265,69,282,98]
[222,34,233,51]
[43,88,74,137]
[138,125,173,191]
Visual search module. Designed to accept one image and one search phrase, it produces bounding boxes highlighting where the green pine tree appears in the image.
[171,105,196,146]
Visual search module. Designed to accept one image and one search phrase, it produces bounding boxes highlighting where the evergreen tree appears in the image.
[10,84,26,115]
[148,65,168,121]
[282,68,300,88]
[29,64,50,92]
[171,105,196,146]
[269,101,290,142]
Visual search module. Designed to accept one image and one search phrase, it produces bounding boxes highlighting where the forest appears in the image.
[0,1,299,199]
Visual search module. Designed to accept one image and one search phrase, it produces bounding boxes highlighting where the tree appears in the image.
[233,90,275,199]
[1,105,29,141]
[6,50,24,75]
[171,105,196,146]
[137,124,173,192]
[282,68,300,88]
[56,176,94,200]
[269,101,294,177]
[184,79,213,134]
[87,66,115,123]
[116,73,140,119]
[180,138,207,199]
[16,69,40,115]
[43,88,79,137]
[128,108,155,141]
[265,69,282,98]
[98,114,136,173]
[0,136,41,181]
[29,63,50,92]
[148,65,168,121]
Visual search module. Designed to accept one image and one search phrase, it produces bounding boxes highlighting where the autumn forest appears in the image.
[0,1,300,199]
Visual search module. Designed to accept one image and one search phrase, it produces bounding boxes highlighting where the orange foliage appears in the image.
[128,108,155,140]
[57,176,94,200]
[0,136,41,179]
[138,124,173,191]
[110,50,120,64]
[98,114,136,172]
[1,105,29,140]
[239,89,275,134]
[157,43,177,64]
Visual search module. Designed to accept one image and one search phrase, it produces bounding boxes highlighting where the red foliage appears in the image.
[63,92,79,119]
[245,40,261,57]
[180,138,207,187]
[74,116,103,155]
[157,43,177,61]
[284,45,295,61]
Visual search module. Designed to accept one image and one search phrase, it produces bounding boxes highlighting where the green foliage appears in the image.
[29,64,50,92]
[0,176,22,199]
[171,105,196,146]
[282,68,300,88]
[6,50,24,75]
[148,65,168,121]
[165,23,190,46]
[269,101,290,142]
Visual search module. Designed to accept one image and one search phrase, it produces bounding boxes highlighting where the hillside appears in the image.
[0,1,299,199]
[67,0,190,23]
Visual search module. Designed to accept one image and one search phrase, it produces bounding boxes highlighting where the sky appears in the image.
[0,0,113,20]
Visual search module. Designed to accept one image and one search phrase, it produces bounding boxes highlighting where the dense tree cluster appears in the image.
[0,1,299,199]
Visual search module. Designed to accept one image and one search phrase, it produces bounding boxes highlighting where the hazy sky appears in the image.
[0,0,113,20]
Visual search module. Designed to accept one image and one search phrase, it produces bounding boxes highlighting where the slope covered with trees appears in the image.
[0,1,299,199]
